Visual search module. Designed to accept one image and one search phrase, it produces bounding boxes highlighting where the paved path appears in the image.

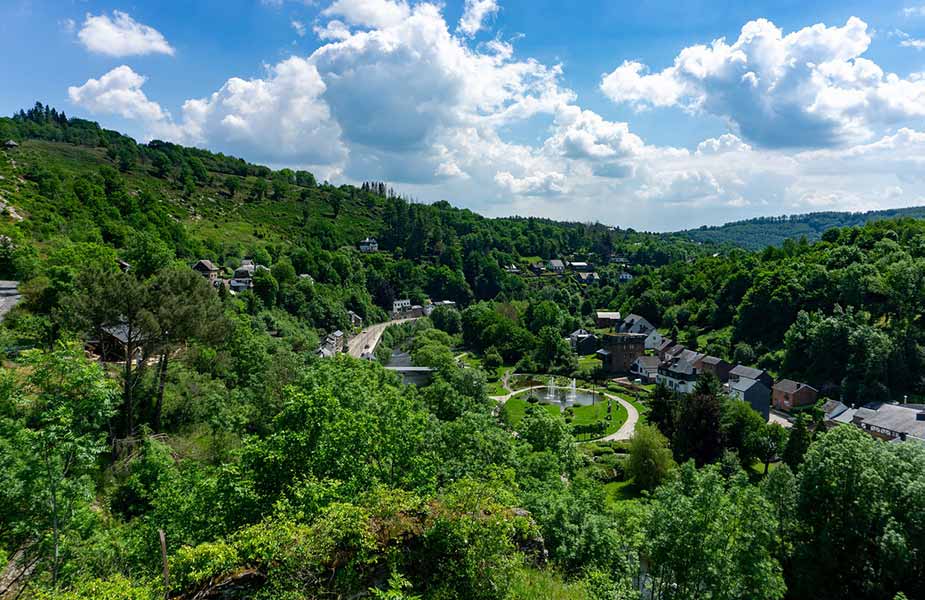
[492,385,640,442]
[347,317,419,358]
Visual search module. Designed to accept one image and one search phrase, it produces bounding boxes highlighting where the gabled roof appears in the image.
[665,358,697,376]
[731,377,767,394]
[548,259,565,267]
[570,328,592,337]
[822,399,848,420]
[193,259,218,272]
[773,379,817,394]
[701,355,726,366]
[657,338,676,352]
[730,364,768,381]
[634,356,661,369]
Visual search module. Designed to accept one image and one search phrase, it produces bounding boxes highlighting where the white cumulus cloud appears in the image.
[457,0,500,37]
[77,11,174,57]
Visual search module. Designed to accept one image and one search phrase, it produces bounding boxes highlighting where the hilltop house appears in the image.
[596,332,646,374]
[595,310,621,329]
[575,271,600,285]
[772,379,818,411]
[617,314,663,350]
[358,237,379,253]
[569,329,599,355]
[630,355,660,383]
[548,259,565,273]
[730,378,771,419]
[569,261,592,272]
[192,259,219,282]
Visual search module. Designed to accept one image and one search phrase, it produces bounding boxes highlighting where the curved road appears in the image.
[492,385,639,441]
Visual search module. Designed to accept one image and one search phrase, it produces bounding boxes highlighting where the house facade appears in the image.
[358,237,379,253]
[730,378,771,419]
[192,259,219,282]
[656,358,700,394]
[548,259,565,273]
[617,314,662,350]
[697,355,732,383]
[772,379,818,411]
[569,329,599,355]
[630,355,660,383]
[596,332,647,374]
[392,299,412,314]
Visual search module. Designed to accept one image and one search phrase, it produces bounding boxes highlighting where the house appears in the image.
[504,264,521,274]
[618,272,634,283]
[772,379,818,411]
[229,278,253,293]
[596,332,647,374]
[548,259,565,273]
[729,365,773,389]
[358,237,379,253]
[617,313,663,350]
[234,263,255,279]
[574,271,600,285]
[630,355,660,383]
[97,323,148,362]
[529,262,546,275]
[347,310,363,330]
[822,399,856,426]
[729,378,771,419]
[610,255,628,265]
[3,140,17,149]
[657,358,700,394]
[392,299,412,314]
[326,330,345,353]
[656,338,679,361]
[569,329,599,355]
[696,355,732,383]
[569,261,592,272]
[0,280,21,323]
[852,402,925,442]
[595,310,622,329]
[423,300,457,317]
[192,259,220,282]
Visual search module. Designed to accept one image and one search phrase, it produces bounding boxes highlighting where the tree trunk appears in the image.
[123,340,134,437]
[153,351,169,432]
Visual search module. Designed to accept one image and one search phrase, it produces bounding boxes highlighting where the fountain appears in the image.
[568,378,577,403]
[546,377,556,401]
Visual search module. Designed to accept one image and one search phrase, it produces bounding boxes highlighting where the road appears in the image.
[493,385,640,442]
[347,317,419,358]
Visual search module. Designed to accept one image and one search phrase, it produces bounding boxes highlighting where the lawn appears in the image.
[571,398,628,438]
[603,479,642,505]
[500,396,560,426]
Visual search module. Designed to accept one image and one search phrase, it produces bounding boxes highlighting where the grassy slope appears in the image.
[2,139,383,252]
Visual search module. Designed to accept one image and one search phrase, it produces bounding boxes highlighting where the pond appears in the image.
[525,382,602,411]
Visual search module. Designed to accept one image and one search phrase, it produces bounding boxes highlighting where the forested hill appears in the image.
[671,206,925,250]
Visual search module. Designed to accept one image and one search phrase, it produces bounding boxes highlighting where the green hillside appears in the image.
[671,207,925,250]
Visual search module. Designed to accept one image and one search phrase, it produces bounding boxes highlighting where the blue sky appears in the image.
[3,0,925,231]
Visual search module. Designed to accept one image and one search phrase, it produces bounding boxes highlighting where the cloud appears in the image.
[895,29,925,48]
[179,57,346,167]
[600,17,925,149]
[457,0,499,37]
[77,11,174,57]
[495,170,567,195]
[903,5,925,17]
[68,66,170,123]
[321,0,410,28]
[291,20,307,37]
[66,9,925,230]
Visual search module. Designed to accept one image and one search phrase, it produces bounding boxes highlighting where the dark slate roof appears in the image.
[657,338,676,352]
[731,365,767,380]
[855,402,925,439]
[701,355,725,366]
[666,359,697,376]
[193,259,218,271]
[731,377,766,394]
[102,323,147,344]
[635,356,661,369]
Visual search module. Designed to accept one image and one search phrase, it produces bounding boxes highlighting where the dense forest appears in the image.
[0,104,923,600]
[672,206,925,250]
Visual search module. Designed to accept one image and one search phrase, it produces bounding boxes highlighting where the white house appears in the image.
[656,358,700,394]
[392,299,411,313]
[359,237,379,253]
[618,314,663,350]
